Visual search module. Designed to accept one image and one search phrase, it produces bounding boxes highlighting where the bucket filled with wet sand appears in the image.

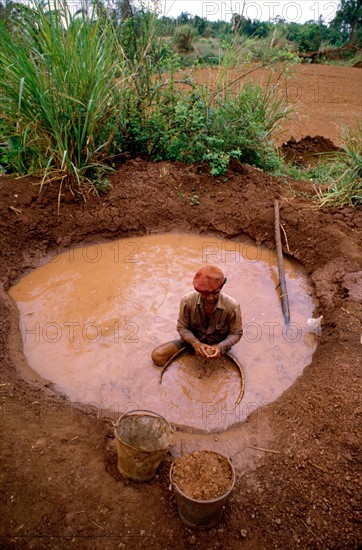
[114,410,172,482]
[170,450,235,529]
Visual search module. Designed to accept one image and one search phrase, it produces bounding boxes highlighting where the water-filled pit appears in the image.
[9,233,317,431]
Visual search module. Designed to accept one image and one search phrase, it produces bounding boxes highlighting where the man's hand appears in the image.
[193,343,222,359]
[193,342,212,358]
[204,344,222,359]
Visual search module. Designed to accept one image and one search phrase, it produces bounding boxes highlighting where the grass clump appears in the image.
[173,24,196,53]
[279,124,362,207]
[0,0,123,196]
[210,79,293,172]
[317,124,362,207]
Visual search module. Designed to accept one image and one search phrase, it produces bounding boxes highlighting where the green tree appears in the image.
[176,11,191,25]
[286,22,322,52]
[192,15,208,36]
[157,15,175,36]
[330,0,362,44]
[107,0,134,24]
[210,19,233,41]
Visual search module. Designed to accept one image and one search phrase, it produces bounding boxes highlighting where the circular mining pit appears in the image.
[1,159,361,548]
[8,233,317,432]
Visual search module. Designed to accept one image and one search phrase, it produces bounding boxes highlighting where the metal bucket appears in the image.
[170,451,235,530]
[114,410,171,482]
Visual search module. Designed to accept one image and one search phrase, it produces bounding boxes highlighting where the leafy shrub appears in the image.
[118,76,290,176]
[286,22,322,52]
[173,24,196,52]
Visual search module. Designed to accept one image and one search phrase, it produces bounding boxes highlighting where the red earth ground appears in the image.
[0,64,361,549]
[178,63,362,147]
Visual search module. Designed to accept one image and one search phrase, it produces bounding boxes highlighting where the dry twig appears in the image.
[280,222,290,253]
[302,519,321,542]
[246,446,282,454]
[309,461,328,473]
[8,206,22,215]
[90,520,104,530]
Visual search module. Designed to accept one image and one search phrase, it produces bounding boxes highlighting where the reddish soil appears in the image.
[179,64,362,146]
[172,451,233,501]
[275,64,362,146]
[1,64,361,549]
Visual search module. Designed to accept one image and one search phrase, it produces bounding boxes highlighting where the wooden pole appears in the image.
[274,200,290,325]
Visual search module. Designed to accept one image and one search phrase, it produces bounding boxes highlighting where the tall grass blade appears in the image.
[318,122,362,207]
[0,0,126,193]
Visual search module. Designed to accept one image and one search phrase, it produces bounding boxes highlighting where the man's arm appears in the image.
[177,296,211,358]
[216,304,243,355]
[176,298,200,347]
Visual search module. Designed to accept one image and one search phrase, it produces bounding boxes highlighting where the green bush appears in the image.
[173,24,196,52]
[118,77,291,176]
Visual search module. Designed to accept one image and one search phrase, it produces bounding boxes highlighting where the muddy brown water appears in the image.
[8,233,317,431]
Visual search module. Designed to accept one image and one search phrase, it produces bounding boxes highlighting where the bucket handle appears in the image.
[113,409,170,429]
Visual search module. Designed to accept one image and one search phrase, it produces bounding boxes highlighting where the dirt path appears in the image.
[1,153,361,548]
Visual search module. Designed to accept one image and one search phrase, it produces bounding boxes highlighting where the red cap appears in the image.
[193,265,225,292]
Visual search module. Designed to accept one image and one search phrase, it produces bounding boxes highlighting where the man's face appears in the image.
[199,287,222,305]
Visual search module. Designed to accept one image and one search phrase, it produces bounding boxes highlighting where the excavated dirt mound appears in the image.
[1,159,361,549]
[280,135,341,166]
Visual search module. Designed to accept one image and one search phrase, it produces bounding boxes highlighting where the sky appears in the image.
[157,1,341,24]
[25,1,342,25]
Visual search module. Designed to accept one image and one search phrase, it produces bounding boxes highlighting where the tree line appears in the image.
[0,0,361,52]
[158,0,361,52]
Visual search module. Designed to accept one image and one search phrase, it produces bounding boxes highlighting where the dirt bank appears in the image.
[0,156,361,549]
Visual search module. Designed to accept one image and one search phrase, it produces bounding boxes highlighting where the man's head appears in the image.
[193,265,226,304]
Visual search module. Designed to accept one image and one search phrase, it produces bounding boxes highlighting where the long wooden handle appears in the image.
[274,200,290,325]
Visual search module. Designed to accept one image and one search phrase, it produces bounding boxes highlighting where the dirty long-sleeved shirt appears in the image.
[176,291,242,354]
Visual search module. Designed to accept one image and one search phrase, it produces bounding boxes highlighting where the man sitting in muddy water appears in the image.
[151,265,243,367]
